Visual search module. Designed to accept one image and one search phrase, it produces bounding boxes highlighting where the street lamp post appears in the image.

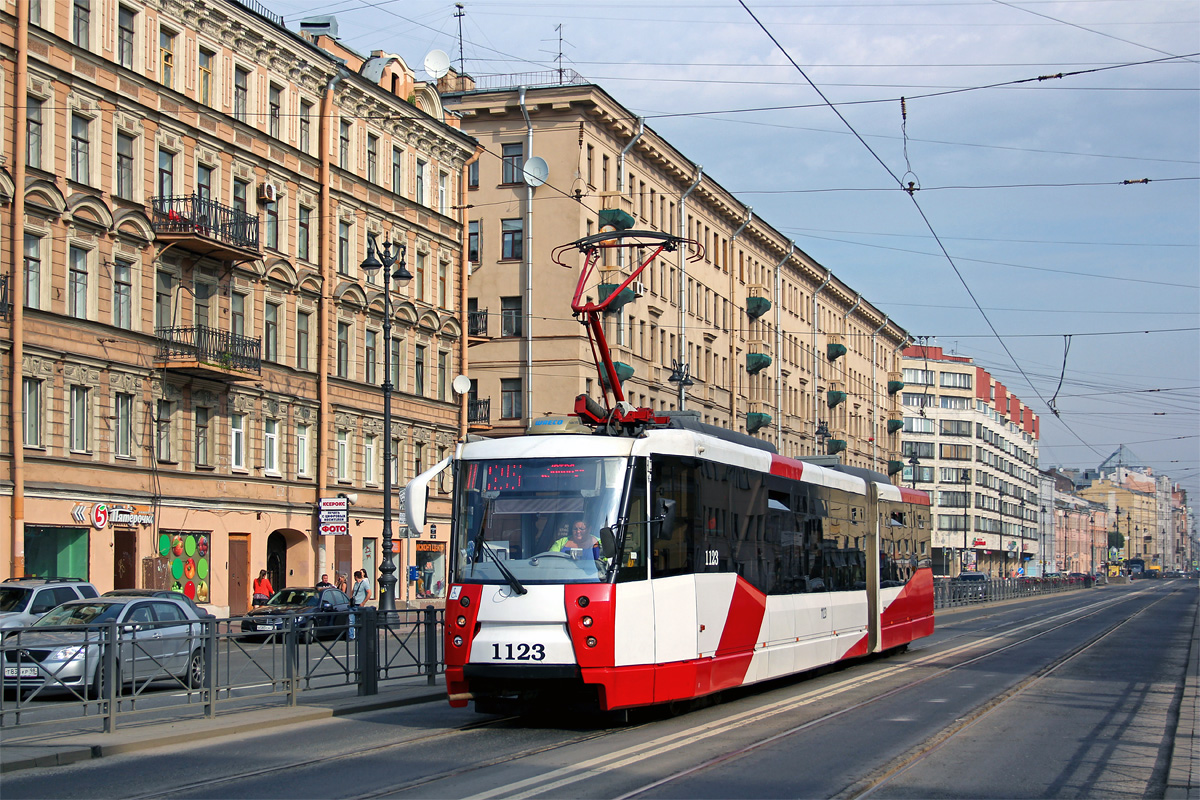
[360,233,412,614]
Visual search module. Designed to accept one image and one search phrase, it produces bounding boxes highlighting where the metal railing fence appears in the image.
[935,575,1089,608]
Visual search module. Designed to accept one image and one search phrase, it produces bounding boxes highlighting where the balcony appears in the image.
[151,195,260,261]
[467,397,492,430]
[155,325,262,380]
[467,309,489,343]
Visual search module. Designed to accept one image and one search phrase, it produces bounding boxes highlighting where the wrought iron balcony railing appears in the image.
[467,397,491,426]
[150,195,260,252]
[156,325,262,374]
[467,309,489,338]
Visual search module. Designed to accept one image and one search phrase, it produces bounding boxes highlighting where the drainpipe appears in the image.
[318,67,346,578]
[811,269,832,453]
[870,316,888,472]
[459,145,484,440]
[773,242,793,449]
[839,293,861,458]
[678,167,702,409]
[8,0,29,577]
[519,87,533,428]
[616,118,644,270]
[729,208,752,427]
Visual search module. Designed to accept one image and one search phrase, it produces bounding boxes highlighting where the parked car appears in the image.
[101,589,215,619]
[951,571,989,599]
[2,596,206,697]
[0,578,99,631]
[240,588,353,642]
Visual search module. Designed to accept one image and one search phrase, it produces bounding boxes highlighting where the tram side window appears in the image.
[617,459,648,583]
[650,456,695,578]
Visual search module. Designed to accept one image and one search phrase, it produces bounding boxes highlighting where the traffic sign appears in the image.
[319,521,349,536]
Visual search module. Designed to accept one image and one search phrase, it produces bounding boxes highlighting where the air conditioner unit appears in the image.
[630,280,645,297]
[257,182,278,203]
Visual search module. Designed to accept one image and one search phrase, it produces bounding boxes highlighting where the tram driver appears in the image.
[550,518,602,560]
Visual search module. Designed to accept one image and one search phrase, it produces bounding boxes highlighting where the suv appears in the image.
[0,578,99,630]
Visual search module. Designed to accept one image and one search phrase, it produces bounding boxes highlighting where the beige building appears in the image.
[900,346,1040,577]
[2,3,475,611]
[1080,470,1164,570]
[441,76,909,469]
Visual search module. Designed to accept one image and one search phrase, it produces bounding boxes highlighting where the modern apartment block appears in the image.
[440,75,910,471]
[2,3,474,611]
[899,346,1040,577]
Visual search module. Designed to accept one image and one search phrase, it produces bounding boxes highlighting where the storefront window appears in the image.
[26,526,89,579]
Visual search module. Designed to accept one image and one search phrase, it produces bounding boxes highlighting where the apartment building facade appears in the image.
[2,2,475,611]
[900,346,1040,577]
[441,76,910,471]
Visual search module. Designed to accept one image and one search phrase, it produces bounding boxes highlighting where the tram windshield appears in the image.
[451,457,628,585]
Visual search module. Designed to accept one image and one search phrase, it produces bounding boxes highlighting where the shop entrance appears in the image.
[266,532,287,596]
[334,535,352,588]
[113,529,137,590]
[414,541,446,598]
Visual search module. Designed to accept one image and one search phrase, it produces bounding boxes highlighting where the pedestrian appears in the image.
[316,573,333,591]
[252,569,273,606]
[335,572,348,593]
[422,560,435,598]
[351,570,371,606]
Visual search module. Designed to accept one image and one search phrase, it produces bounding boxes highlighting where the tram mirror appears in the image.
[654,498,677,540]
[599,526,617,559]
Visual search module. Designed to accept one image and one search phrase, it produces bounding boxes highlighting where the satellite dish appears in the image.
[452,375,472,396]
[424,49,450,80]
[523,156,549,187]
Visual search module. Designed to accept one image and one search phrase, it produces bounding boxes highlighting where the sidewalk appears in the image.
[0,676,446,775]
[1165,581,1200,799]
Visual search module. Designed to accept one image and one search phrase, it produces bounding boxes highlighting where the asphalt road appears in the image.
[4,580,1194,800]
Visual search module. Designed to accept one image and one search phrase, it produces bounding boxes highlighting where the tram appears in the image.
[404,229,933,714]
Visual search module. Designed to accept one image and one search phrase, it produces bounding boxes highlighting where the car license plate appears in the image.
[4,666,40,678]
[256,624,276,631]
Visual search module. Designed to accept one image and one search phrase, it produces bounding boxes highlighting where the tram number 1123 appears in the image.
[491,643,547,661]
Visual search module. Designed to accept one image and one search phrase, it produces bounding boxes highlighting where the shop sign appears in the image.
[1006,540,1017,551]
[71,503,154,529]
[972,538,987,547]
[415,541,445,553]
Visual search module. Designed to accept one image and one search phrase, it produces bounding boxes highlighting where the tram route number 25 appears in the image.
[491,643,546,661]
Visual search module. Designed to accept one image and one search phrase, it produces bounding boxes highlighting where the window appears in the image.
[467,159,478,189]
[155,271,174,328]
[68,246,88,319]
[501,378,522,419]
[940,395,971,410]
[296,424,310,476]
[233,67,248,122]
[70,114,90,184]
[339,120,351,169]
[500,296,522,337]
[268,84,282,138]
[197,164,213,200]
[586,144,594,186]
[338,221,350,275]
[501,219,523,260]
[265,201,279,250]
[230,414,245,469]
[23,234,41,310]
[113,260,132,329]
[903,465,934,484]
[902,441,934,459]
[413,344,427,395]
[940,443,972,460]
[938,491,969,508]
[195,406,211,467]
[602,154,610,190]
[414,251,426,302]
[501,143,523,184]
[231,293,245,336]
[23,378,42,447]
[159,28,176,86]
[263,302,279,362]
[71,386,92,452]
[940,419,972,436]
[299,99,312,152]
[296,311,310,370]
[389,338,402,390]
[415,159,426,204]
[392,146,404,194]
[73,0,90,47]
[297,205,311,261]
[364,436,376,484]
[438,261,447,307]
[198,48,214,105]
[904,416,935,434]
[264,419,279,473]
[941,371,972,389]
[155,399,173,461]
[438,171,449,214]
[438,351,449,401]
[115,133,135,200]
[467,221,479,262]
[117,6,135,68]
[902,368,934,385]
[27,96,43,169]
[365,329,377,385]
[337,430,349,481]
[902,392,934,409]
[113,393,134,458]
[367,134,378,183]
[337,321,350,378]
[940,467,971,483]
[233,179,249,215]
[157,148,174,198]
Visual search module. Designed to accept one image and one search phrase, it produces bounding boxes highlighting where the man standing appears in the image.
[316,573,334,591]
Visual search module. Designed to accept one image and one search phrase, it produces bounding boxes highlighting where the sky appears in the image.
[265,0,1199,499]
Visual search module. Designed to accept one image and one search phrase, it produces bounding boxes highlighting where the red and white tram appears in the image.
[404,229,932,713]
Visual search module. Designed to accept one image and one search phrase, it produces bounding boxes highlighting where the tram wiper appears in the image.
[467,498,525,594]
[481,539,527,596]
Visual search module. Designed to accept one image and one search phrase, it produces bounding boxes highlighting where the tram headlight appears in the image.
[577,596,590,608]
[459,596,471,608]
[585,636,597,648]
[452,635,464,647]
[581,616,593,627]
[457,616,467,627]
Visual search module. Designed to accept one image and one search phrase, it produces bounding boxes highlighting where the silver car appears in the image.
[0,578,99,630]
[1,596,207,697]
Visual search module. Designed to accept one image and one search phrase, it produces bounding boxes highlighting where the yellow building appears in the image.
[441,76,909,469]
[2,3,474,611]
[1080,473,1161,568]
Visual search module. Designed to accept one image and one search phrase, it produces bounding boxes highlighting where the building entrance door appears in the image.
[113,529,137,590]
[229,535,250,615]
[334,536,352,589]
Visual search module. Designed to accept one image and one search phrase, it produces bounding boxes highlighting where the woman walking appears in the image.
[252,569,273,606]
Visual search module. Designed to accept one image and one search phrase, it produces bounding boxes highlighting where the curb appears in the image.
[1165,584,1199,799]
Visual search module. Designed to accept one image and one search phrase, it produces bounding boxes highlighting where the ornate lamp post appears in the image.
[359,233,412,614]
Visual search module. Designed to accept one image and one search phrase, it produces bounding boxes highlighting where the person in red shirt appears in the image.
[252,570,273,606]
